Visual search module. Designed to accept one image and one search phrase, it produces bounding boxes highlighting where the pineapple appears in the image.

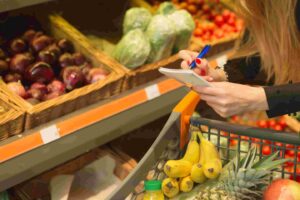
[175,146,288,200]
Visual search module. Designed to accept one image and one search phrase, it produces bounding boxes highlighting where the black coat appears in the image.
[223,1,300,118]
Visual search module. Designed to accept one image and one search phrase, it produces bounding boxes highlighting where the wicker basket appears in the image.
[48,0,182,91]
[0,15,126,130]
[0,89,25,141]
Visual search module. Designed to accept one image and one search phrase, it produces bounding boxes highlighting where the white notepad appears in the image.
[159,67,212,87]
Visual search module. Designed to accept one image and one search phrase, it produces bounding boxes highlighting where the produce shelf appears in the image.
[0,77,187,192]
[0,0,54,13]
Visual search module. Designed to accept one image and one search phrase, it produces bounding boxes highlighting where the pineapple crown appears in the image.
[218,146,289,200]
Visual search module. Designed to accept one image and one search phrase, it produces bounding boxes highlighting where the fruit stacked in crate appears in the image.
[0,29,109,104]
[0,15,125,129]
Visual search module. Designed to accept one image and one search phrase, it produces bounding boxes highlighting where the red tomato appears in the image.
[207,23,216,33]
[285,154,295,167]
[230,139,238,147]
[274,124,283,131]
[194,28,203,37]
[229,12,236,20]
[290,167,300,182]
[202,4,211,13]
[286,149,295,157]
[201,32,211,41]
[222,9,231,22]
[286,144,295,149]
[231,115,239,122]
[209,10,217,21]
[262,145,271,155]
[214,29,224,39]
[241,136,250,140]
[214,15,224,27]
[195,0,204,6]
[275,142,284,148]
[268,119,277,128]
[252,138,261,144]
[257,120,268,128]
[278,118,287,129]
[227,17,236,27]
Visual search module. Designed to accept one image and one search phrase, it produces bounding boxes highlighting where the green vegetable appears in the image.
[146,15,176,63]
[167,10,195,52]
[113,29,150,69]
[123,7,152,34]
[156,2,176,15]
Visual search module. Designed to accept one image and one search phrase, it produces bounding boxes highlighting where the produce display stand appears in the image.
[0,13,126,130]
[0,77,187,192]
[108,91,300,200]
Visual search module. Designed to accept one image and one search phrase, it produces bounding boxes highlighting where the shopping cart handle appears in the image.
[173,90,201,149]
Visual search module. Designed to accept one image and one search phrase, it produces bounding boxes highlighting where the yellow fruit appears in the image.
[181,131,200,164]
[164,160,192,178]
[203,158,222,179]
[191,163,207,183]
[162,178,179,198]
[179,176,194,192]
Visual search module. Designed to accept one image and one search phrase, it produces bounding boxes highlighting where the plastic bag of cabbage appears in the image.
[123,7,152,34]
[146,15,176,63]
[113,29,150,69]
[167,10,195,52]
[156,2,176,15]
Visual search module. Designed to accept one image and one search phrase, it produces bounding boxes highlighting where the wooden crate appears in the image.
[0,14,126,130]
[48,0,182,91]
[0,89,25,141]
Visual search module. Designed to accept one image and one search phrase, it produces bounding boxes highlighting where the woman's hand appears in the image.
[179,50,227,82]
[193,82,269,118]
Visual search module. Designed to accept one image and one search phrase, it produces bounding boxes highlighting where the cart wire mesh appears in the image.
[191,117,300,181]
[108,115,300,200]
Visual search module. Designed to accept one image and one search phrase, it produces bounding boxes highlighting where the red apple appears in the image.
[72,52,86,66]
[264,179,300,200]
[30,82,48,94]
[27,88,44,100]
[38,51,56,65]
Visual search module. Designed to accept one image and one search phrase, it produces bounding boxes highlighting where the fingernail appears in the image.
[195,58,201,65]
[200,69,206,76]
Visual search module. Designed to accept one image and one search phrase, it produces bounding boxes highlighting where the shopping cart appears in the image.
[107,91,300,200]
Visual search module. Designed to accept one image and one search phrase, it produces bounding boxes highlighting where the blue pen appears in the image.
[189,45,211,69]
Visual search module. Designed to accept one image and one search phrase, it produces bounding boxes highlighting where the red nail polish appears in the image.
[200,69,206,76]
[195,58,201,65]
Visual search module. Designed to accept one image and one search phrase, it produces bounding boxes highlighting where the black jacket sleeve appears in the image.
[264,83,300,118]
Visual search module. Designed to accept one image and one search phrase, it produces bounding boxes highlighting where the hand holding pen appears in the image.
[179,45,214,81]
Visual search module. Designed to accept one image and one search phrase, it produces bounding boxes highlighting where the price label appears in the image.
[40,125,60,144]
[145,84,160,100]
[216,55,228,67]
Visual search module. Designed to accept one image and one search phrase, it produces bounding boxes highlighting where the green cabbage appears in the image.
[156,2,176,15]
[113,29,151,69]
[146,15,176,63]
[123,7,152,34]
[167,10,195,52]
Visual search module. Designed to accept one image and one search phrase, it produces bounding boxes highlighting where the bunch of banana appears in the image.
[162,130,223,198]
[191,132,222,182]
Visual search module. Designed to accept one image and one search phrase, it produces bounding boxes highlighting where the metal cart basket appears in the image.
[107,91,300,200]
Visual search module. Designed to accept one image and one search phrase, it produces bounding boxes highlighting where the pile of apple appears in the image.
[0,29,109,104]
[174,0,243,42]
